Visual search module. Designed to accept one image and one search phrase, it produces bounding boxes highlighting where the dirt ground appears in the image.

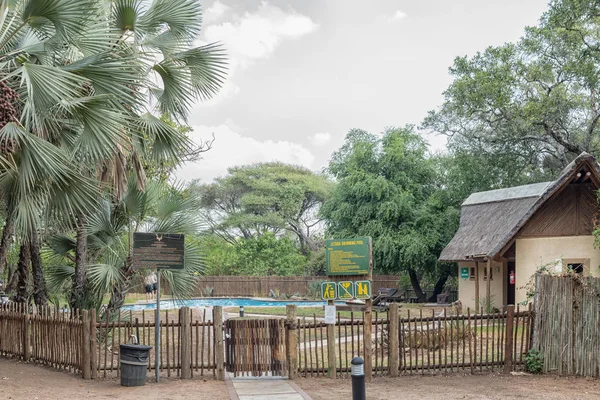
[297,373,600,400]
[0,359,228,400]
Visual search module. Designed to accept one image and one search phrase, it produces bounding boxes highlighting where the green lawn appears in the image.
[224,306,389,319]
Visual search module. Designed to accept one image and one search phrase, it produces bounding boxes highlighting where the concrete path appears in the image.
[226,374,312,400]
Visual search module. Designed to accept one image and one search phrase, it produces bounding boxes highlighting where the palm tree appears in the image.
[46,177,205,318]
[0,0,226,307]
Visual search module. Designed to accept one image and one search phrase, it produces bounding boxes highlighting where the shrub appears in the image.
[525,349,544,373]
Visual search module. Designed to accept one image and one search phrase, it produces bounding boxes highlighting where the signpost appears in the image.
[133,232,185,383]
[325,237,370,276]
[324,237,373,380]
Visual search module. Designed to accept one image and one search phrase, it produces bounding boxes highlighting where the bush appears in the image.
[525,349,544,373]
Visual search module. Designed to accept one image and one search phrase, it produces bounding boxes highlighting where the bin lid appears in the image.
[120,343,152,351]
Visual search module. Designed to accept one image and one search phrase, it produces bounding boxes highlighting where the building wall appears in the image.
[458,260,505,311]
[515,236,600,304]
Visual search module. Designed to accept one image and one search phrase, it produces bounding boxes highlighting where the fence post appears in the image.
[180,307,192,379]
[327,308,336,379]
[90,309,97,379]
[82,310,91,380]
[363,305,373,382]
[22,312,30,361]
[214,306,225,380]
[389,303,399,376]
[286,305,298,379]
[504,305,515,373]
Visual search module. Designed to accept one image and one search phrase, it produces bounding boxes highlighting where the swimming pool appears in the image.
[122,298,345,311]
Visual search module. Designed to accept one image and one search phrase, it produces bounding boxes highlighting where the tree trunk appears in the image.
[71,217,88,309]
[30,230,48,306]
[427,271,451,303]
[0,215,14,277]
[13,242,30,303]
[408,267,427,302]
[103,256,134,321]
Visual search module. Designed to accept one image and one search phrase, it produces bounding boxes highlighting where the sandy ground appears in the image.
[297,373,600,400]
[0,359,228,400]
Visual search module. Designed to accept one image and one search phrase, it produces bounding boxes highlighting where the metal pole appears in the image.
[239,306,244,317]
[155,270,160,382]
[351,357,366,400]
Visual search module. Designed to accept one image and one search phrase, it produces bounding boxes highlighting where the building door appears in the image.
[507,261,515,305]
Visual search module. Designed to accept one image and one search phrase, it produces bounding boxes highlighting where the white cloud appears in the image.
[203,1,230,24]
[176,123,316,182]
[202,2,318,75]
[388,10,407,23]
[309,132,331,147]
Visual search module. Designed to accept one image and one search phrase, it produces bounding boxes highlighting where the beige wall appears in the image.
[515,236,600,304]
[458,260,505,311]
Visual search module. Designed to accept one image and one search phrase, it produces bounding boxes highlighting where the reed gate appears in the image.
[224,318,287,377]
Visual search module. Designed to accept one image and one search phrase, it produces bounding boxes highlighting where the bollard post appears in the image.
[351,357,366,400]
[239,306,244,318]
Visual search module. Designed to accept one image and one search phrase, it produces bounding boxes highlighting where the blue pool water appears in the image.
[122,298,346,311]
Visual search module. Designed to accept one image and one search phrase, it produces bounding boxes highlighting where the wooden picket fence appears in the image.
[295,305,532,377]
[2,302,531,381]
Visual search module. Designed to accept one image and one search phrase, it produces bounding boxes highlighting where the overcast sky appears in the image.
[176,0,550,183]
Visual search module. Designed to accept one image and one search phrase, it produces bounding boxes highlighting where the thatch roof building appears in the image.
[441,152,600,311]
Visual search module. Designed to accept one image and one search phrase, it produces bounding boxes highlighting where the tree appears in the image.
[197,162,333,255]
[423,0,600,171]
[0,0,226,307]
[201,233,306,276]
[321,127,458,301]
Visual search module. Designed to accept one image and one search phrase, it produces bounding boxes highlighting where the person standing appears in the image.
[150,271,158,299]
[144,273,154,302]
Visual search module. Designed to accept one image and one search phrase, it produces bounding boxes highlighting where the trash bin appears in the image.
[120,340,152,387]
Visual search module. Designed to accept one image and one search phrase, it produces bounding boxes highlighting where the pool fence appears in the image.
[1,302,530,381]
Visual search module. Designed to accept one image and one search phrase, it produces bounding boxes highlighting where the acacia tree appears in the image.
[321,127,458,302]
[0,0,226,307]
[197,162,333,255]
[423,0,600,171]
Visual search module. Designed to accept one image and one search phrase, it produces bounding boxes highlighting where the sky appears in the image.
[176,0,550,183]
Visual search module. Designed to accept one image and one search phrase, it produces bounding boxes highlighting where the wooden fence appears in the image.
[533,274,600,377]
[295,304,532,377]
[132,275,404,298]
[1,303,530,381]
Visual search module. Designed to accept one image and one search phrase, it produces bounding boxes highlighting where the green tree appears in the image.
[423,0,600,171]
[197,162,333,255]
[201,233,306,276]
[322,127,458,301]
[0,0,226,307]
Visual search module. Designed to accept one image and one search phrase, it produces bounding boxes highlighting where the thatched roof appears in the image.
[439,152,600,262]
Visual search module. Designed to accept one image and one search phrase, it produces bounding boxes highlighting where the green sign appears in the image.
[338,281,355,300]
[321,282,337,300]
[354,280,371,299]
[133,233,185,270]
[325,237,371,276]
[460,267,469,279]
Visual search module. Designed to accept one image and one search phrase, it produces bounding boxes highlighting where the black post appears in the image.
[351,357,366,400]
[239,306,244,317]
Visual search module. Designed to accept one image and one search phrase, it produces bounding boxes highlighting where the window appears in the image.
[562,258,589,276]
[483,266,493,281]
[469,267,475,280]
[567,263,584,274]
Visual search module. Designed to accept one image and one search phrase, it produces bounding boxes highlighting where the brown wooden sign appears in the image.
[133,232,185,270]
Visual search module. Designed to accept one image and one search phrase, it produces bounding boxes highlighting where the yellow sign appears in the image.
[338,281,354,299]
[321,282,337,300]
[355,280,371,299]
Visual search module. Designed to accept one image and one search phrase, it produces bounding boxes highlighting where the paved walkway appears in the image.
[225,374,312,400]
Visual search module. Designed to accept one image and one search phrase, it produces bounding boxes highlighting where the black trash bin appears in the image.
[120,343,152,387]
